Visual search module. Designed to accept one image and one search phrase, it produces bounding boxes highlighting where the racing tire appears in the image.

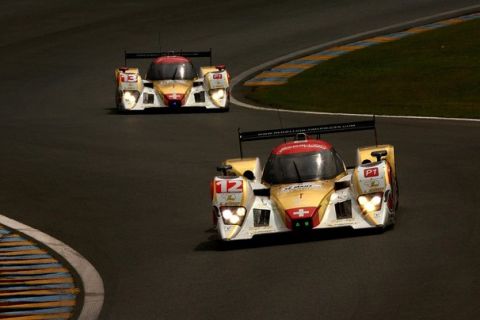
[394,178,400,210]
[117,108,129,114]
[218,100,230,112]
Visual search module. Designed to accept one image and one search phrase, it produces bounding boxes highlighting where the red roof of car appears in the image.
[271,139,332,155]
[153,56,190,64]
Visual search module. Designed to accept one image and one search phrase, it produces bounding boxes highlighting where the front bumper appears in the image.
[117,87,228,111]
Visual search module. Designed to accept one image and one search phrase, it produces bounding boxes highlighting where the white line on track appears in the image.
[231,4,480,123]
[0,214,104,320]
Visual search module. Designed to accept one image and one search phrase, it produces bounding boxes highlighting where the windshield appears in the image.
[262,149,346,185]
[146,62,197,80]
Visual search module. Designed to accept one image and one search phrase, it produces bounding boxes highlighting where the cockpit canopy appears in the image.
[261,140,346,185]
[146,56,197,81]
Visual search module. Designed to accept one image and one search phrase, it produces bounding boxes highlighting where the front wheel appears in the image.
[394,178,399,210]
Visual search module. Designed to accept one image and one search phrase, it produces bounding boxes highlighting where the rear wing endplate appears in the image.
[124,49,212,66]
[237,117,377,158]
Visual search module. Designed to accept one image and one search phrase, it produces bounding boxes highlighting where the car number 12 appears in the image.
[215,180,243,193]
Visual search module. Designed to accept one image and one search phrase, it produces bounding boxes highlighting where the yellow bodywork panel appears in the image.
[357,144,396,176]
[114,67,139,80]
[271,180,335,224]
[200,66,217,77]
[115,68,143,92]
[154,81,192,96]
[224,158,259,177]
[271,181,334,210]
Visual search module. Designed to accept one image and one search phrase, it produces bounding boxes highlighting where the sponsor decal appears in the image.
[213,73,223,79]
[369,180,380,188]
[223,225,235,233]
[330,191,348,204]
[154,56,190,64]
[281,183,318,192]
[364,167,379,178]
[249,226,274,235]
[275,142,329,155]
[330,218,356,226]
[215,179,243,193]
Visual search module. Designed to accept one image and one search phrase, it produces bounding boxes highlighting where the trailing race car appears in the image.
[114,50,230,112]
[211,119,399,241]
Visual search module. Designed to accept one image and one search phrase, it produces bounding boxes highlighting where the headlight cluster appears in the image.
[358,193,383,213]
[122,91,140,109]
[209,89,226,106]
[220,206,246,225]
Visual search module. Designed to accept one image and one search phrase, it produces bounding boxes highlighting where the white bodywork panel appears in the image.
[204,70,229,90]
[212,162,396,241]
[116,68,229,111]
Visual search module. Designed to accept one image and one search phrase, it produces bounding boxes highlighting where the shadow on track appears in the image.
[105,107,229,115]
[195,227,389,251]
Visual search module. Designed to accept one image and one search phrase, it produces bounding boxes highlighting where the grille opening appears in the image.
[253,209,270,227]
[143,93,154,104]
[194,92,205,103]
[335,200,352,219]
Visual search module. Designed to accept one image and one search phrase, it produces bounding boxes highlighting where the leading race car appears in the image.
[210,119,399,241]
[114,50,230,112]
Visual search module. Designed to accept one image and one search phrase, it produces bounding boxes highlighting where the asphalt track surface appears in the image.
[1,1,479,319]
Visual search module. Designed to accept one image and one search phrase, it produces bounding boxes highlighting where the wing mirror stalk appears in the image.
[216,164,232,176]
[371,150,387,162]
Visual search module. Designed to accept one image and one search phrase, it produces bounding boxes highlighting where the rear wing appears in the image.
[237,117,377,158]
[124,49,212,66]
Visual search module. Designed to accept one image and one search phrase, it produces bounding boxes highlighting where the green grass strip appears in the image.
[246,19,480,118]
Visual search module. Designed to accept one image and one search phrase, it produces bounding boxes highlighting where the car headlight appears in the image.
[220,206,246,225]
[122,91,140,109]
[358,193,383,213]
[209,89,226,106]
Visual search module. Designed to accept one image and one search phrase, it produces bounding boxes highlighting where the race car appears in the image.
[211,119,399,241]
[114,50,230,112]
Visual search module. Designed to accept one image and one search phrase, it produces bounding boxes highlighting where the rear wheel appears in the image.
[221,98,230,112]
[394,178,400,210]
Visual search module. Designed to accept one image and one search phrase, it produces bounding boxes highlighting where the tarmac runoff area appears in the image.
[244,12,480,87]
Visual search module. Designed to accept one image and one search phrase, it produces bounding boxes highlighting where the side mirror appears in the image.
[216,164,232,176]
[371,150,387,162]
[243,170,255,181]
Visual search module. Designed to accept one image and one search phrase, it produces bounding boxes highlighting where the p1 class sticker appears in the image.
[364,167,379,178]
